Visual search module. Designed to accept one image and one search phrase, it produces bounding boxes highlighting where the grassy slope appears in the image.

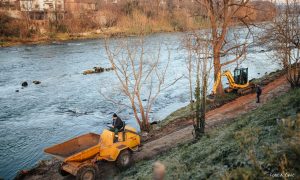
[159,69,285,128]
[122,88,300,179]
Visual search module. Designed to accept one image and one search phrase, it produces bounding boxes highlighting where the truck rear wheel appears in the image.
[76,164,99,180]
[116,149,132,170]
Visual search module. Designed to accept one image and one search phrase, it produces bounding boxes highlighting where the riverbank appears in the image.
[0,19,274,48]
[0,0,276,48]
[0,21,267,48]
[1,7,205,48]
[1,30,280,179]
[15,69,292,180]
[122,87,300,179]
[0,27,177,48]
[142,69,286,143]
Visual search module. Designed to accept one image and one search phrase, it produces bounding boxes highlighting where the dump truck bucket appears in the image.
[44,133,100,161]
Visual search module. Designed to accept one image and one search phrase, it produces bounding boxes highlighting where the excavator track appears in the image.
[237,83,256,95]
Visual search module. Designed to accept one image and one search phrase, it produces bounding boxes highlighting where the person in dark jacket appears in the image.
[256,85,262,103]
[111,113,124,142]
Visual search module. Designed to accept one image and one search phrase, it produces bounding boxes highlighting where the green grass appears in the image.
[122,88,300,179]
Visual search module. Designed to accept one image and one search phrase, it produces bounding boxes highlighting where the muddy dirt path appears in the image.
[134,75,289,161]
[19,75,289,180]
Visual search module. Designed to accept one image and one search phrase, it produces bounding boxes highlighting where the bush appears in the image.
[121,1,139,16]
[102,10,119,28]
[0,12,37,38]
[169,11,191,31]
[55,13,100,33]
[0,12,21,37]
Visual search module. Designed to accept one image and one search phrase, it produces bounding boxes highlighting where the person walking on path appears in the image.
[256,85,262,103]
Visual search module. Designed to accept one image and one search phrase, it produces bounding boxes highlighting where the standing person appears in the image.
[256,85,262,103]
[111,113,124,142]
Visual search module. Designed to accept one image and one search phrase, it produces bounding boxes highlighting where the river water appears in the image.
[0,31,281,179]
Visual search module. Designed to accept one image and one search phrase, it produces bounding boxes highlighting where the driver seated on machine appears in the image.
[111,113,125,142]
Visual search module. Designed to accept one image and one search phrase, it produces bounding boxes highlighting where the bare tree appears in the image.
[104,37,179,132]
[20,0,33,37]
[195,0,251,95]
[183,34,195,111]
[183,32,213,138]
[263,0,300,88]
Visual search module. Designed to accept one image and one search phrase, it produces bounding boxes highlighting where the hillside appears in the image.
[121,88,300,179]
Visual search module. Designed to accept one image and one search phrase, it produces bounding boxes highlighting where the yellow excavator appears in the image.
[212,68,255,95]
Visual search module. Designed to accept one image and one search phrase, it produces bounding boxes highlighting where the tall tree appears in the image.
[183,32,213,138]
[196,0,250,95]
[262,0,300,88]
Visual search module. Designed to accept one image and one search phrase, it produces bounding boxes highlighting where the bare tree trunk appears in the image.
[194,61,201,137]
[200,62,207,134]
[184,32,212,139]
[213,49,224,95]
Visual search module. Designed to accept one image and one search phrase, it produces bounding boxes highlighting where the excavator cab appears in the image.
[210,67,254,97]
[234,68,248,85]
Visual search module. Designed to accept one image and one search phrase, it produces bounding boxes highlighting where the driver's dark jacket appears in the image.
[113,117,123,130]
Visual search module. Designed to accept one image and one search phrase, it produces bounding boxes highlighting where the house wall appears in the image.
[19,0,64,11]
[64,0,96,14]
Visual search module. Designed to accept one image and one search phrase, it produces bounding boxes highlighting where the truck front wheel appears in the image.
[76,164,99,180]
[116,149,132,170]
[58,163,70,176]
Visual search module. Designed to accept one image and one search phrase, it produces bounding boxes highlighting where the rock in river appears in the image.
[33,80,41,84]
[21,81,28,87]
[83,66,114,75]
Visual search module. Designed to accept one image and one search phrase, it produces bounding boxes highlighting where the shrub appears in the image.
[0,12,22,37]
[121,1,139,16]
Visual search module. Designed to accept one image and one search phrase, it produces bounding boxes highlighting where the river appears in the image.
[0,31,281,179]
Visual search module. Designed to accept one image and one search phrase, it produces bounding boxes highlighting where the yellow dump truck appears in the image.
[44,125,140,180]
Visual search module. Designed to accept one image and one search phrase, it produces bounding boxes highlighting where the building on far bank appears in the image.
[19,0,64,11]
[64,0,96,15]
[18,0,64,20]
[17,0,97,19]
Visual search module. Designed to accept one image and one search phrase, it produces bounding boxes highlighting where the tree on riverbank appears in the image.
[262,0,300,88]
[104,37,180,132]
[183,32,213,138]
[196,0,252,95]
